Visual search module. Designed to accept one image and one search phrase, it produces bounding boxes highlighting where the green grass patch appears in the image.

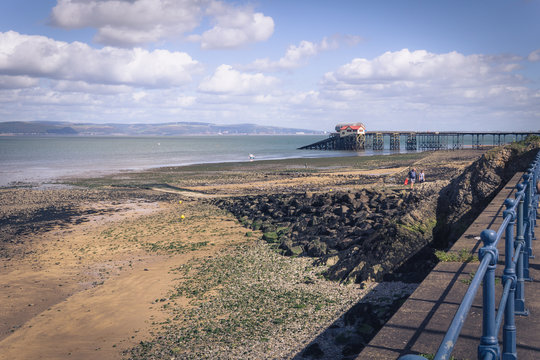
[146,240,209,254]
[398,218,436,235]
[435,248,479,263]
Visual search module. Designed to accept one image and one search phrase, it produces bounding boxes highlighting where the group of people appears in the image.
[406,168,425,189]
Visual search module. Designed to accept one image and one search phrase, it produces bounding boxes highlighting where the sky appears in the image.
[0,0,539,132]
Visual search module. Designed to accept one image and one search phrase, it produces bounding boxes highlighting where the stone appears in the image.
[341,337,365,356]
[288,245,304,256]
[302,343,324,359]
[262,232,278,243]
[325,255,340,266]
[307,239,327,257]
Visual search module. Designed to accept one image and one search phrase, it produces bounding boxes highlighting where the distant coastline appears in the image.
[0,121,323,137]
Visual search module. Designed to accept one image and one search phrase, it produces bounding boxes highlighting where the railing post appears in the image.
[535,156,540,229]
[523,173,535,264]
[514,187,530,316]
[536,155,540,222]
[529,166,538,241]
[528,168,537,242]
[516,182,530,281]
[503,199,517,359]
[478,229,500,360]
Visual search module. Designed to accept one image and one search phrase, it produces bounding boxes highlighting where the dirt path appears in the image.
[0,197,249,360]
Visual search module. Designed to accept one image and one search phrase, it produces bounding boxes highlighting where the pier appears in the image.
[299,131,540,151]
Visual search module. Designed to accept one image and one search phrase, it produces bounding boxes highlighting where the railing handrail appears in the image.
[400,149,540,360]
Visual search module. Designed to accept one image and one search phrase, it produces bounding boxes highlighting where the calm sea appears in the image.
[0,135,380,186]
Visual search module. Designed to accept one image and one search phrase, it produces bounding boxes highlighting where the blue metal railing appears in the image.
[400,150,540,360]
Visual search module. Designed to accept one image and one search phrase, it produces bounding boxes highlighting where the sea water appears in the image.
[0,135,360,186]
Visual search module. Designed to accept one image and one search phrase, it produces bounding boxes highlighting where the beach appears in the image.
[0,150,487,360]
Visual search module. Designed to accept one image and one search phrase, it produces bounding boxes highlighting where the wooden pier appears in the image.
[298,131,540,151]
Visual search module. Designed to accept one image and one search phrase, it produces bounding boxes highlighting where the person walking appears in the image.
[408,168,417,189]
[419,170,425,183]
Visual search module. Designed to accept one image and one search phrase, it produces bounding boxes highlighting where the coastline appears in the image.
[0,134,437,188]
[0,149,487,359]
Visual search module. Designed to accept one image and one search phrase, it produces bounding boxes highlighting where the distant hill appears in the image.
[0,121,321,136]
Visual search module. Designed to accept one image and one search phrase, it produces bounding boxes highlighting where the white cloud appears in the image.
[175,95,196,107]
[50,0,274,49]
[327,49,497,84]
[245,38,336,72]
[50,0,204,47]
[0,75,38,89]
[132,91,147,101]
[0,31,201,88]
[528,49,540,62]
[53,80,132,94]
[199,2,274,49]
[323,49,526,102]
[198,64,278,94]
[289,90,320,105]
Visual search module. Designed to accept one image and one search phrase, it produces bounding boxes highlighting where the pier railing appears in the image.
[400,150,540,360]
[298,132,540,151]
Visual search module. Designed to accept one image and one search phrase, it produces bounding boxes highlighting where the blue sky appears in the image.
[0,0,539,131]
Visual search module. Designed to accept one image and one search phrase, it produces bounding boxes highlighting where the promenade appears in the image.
[359,172,540,359]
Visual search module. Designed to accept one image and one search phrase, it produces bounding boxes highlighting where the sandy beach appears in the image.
[0,150,486,360]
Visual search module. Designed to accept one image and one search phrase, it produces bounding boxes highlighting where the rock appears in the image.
[341,337,365,356]
[325,255,340,266]
[339,193,355,204]
[302,343,324,359]
[260,223,276,233]
[339,205,350,216]
[288,245,304,256]
[262,232,278,243]
[307,239,327,257]
[336,237,356,251]
[279,238,293,252]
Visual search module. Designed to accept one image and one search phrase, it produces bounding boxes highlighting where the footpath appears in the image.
[358,172,540,359]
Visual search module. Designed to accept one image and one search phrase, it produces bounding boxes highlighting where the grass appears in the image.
[399,218,437,235]
[460,271,501,286]
[435,248,479,263]
[145,240,209,253]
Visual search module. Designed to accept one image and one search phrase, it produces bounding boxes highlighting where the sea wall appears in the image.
[434,138,540,247]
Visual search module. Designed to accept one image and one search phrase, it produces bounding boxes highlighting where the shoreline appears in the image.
[1,149,427,189]
[0,149,489,359]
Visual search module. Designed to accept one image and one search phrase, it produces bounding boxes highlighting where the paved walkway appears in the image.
[359,172,540,359]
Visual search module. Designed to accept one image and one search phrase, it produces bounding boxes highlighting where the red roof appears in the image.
[340,125,364,130]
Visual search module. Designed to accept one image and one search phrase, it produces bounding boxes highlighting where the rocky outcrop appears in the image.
[215,184,441,284]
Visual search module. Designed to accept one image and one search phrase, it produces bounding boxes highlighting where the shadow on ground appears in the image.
[291,246,438,360]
